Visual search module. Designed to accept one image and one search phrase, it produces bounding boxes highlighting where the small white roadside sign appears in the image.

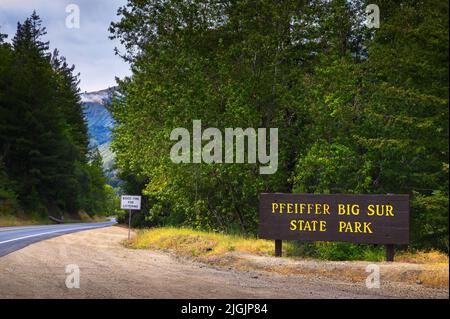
[121,195,141,210]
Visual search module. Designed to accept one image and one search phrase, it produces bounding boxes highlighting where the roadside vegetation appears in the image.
[0,212,50,227]
[128,227,276,257]
[128,227,448,263]
[111,0,449,257]
[127,227,449,288]
[0,211,109,227]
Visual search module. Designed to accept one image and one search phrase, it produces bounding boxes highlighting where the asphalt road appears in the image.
[0,219,116,257]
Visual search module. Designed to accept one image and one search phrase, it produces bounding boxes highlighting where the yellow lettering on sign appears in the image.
[272,203,279,213]
[290,220,296,230]
[272,202,332,215]
[386,205,394,216]
[367,204,395,217]
[300,203,306,214]
[364,222,373,233]
[304,221,312,231]
[290,220,327,232]
[287,203,293,214]
[338,204,360,215]
[315,204,321,214]
[339,222,373,234]
[320,220,326,232]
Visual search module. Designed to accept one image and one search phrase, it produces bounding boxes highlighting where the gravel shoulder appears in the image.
[0,226,447,299]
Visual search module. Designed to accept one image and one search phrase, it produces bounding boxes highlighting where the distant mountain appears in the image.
[82,89,114,147]
[81,89,119,187]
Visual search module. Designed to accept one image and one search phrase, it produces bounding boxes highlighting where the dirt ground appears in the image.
[0,226,447,299]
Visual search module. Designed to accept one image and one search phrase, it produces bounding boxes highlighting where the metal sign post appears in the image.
[128,209,132,240]
[121,195,142,240]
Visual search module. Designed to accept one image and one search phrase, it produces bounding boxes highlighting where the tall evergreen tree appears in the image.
[0,29,16,206]
[51,49,89,159]
[358,0,449,250]
[1,12,111,216]
[293,0,449,250]
[5,12,69,212]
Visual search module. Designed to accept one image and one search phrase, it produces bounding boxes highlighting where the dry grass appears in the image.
[77,212,93,222]
[0,212,109,227]
[418,264,449,288]
[0,214,49,227]
[128,227,277,257]
[75,212,109,223]
[394,250,449,288]
[128,227,449,289]
[396,250,449,264]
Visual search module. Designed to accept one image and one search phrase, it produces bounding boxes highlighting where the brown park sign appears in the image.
[259,193,409,245]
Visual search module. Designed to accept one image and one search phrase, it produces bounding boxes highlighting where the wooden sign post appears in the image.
[274,239,282,257]
[128,210,132,240]
[385,244,395,262]
[259,194,409,261]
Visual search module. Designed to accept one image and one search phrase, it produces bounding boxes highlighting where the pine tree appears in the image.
[51,49,88,159]
[7,13,59,211]
[0,29,7,44]
[357,0,449,250]
[293,0,449,250]
[1,13,81,214]
[1,12,112,217]
[0,31,16,206]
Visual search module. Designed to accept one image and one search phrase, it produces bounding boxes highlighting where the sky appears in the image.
[0,0,131,92]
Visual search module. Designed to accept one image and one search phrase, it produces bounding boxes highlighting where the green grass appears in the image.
[287,241,386,261]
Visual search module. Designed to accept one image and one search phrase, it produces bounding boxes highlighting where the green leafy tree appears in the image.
[109,0,362,232]
[78,148,109,215]
[110,0,448,252]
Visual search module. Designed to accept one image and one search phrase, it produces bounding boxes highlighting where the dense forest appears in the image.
[110,0,448,252]
[0,12,114,219]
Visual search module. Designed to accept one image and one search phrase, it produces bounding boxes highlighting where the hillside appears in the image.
[81,89,118,186]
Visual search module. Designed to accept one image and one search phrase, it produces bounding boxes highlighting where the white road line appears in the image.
[0,224,109,245]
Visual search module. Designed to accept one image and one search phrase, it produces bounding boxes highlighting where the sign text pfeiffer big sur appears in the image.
[259,194,409,244]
